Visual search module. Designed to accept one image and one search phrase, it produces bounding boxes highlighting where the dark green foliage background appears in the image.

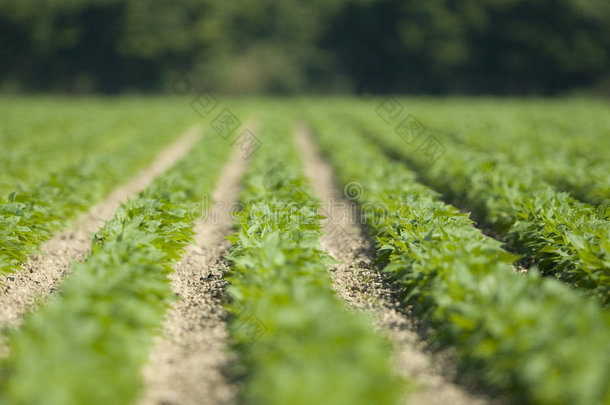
[1,0,609,94]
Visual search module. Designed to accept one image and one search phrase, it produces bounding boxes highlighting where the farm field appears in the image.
[0,96,609,405]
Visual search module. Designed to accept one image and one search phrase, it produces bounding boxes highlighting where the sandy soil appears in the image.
[0,125,201,358]
[139,138,249,405]
[295,124,495,405]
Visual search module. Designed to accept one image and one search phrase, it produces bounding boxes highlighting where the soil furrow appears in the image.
[295,123,492,405]
[139,138,249,405]
[0,125,202,358]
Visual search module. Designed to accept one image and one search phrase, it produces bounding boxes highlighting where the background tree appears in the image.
[0,0,608,94]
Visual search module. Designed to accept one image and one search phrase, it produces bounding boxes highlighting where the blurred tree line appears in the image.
[1,0,609,94]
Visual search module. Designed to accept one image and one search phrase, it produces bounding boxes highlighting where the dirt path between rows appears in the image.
[295,124,494,405]
[0,125,201,358]
[140,138,249,405]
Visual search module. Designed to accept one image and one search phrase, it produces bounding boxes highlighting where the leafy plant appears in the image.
[353,106,610,305]
[0,99,194,275]
[0,128,232,405]
[308,106,610,405]
[226,110,405,405]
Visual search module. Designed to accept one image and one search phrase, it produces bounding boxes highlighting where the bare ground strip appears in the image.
[295,124,493,405]
[0,125,201,358]
[140,139,249,405]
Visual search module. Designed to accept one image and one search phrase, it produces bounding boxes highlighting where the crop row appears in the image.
[336,98,610,207]
[358,98,610,165]
[0,98,113,193]
[226,112,404,405]
[307,108,610,404]
[429,104,610,207]
[0,128,233,405]
[347,107,610,305]
[0,114,194,275]
[0,98,192,195]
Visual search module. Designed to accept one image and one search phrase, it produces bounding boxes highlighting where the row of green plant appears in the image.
[0,109,194,275]
[450,145,610,209]
[0,98,105,193]
[348,106,610,305]
[531,157,610,208]
[421,100,610,207]
[351,97,610,164]
[329,98,610,207]
[307,109,610,405]
[0,128,233,405]
[226,112,404,405]
[0,98,191,195]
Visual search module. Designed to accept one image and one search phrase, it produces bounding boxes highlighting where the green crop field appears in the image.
[0,96,609,405]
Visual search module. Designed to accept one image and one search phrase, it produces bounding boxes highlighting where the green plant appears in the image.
[226,109,404,405]
[307,105,610,405]
[0,127,232,405]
